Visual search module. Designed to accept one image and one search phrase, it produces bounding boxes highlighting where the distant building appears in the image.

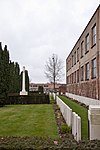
[29,83,66,93]
[29,83,49,92]
[66,5,100,100]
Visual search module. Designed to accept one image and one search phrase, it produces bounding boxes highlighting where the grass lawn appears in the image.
[59,96,88,140]
[0,104,59,138]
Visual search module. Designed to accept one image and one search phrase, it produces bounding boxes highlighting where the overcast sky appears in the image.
[0,0,99,83]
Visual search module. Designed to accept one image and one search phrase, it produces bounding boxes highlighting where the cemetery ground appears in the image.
[0,104,58,138]
[0,97,100,149]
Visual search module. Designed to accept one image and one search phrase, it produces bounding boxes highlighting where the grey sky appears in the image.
[0,0,99,83]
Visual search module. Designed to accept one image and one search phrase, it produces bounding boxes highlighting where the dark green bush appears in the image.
[38,86,44,94]
[61,123,71,134]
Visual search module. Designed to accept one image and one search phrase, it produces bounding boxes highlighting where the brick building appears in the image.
[29,83,66,93]
[66,5,100,100]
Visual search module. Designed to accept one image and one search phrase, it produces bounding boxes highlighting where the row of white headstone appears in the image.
[54,94,100,141]
[56,96,81,141]
[65,92,100,140]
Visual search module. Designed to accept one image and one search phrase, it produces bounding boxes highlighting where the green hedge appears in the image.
[0,137,100,150]
[6,94,50,104]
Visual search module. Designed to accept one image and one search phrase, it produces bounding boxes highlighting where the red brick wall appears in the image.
[66,80,97,99]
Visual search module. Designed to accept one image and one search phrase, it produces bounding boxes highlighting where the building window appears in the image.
[69,58,71,70]
[67,76,68,84]
[72,73,73,83]
[73,72,75,83]
[85,62,89,80]
[92,24,96,46]
[66,62,68,72]
[77,47,79,62]
[80,66,84,81]
[67,75,71,84]
[67,76,69,84]
[74,71,76,83]
[68,76,69,84]
[92,58,96,78]
[72,55,74,67]
[77,69,79,83]
[81,41,84,58]
[69,60,70,70]
[74,51,76,65]
[67,59,71,71]
[70,75,71,84]
[85,34,89,53]
[69,76,70,84]
[70,74,72,84]
[68,60,69,71]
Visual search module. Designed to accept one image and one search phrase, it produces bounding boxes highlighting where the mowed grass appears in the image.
[0,104,59,138]
[59,96,88,140]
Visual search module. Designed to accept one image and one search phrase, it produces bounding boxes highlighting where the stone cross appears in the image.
[20,66,28,95]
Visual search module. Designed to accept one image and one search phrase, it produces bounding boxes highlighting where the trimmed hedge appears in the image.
[0,136,100,150]
[6,94,50,104]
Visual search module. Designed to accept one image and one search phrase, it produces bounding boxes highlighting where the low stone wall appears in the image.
[56,96,81,141]
[65,92,100,106]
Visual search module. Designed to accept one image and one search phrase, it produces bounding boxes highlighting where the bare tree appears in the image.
[45,54,63,92]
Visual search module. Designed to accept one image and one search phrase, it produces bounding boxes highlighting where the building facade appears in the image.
[66,5,100,100]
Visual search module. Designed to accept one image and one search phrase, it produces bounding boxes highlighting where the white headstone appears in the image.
[88,105,100,140]
[76,116,81,141]
[20,66,28,95]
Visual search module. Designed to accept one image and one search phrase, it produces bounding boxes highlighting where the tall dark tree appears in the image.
[14,62,20,92]
[0,45,10,98]
[45,54,63,91]
[0,42,3,97]
[9,61,20,93]
[0,42,21,97]
[2,45,10,97]
[9,61,15,93]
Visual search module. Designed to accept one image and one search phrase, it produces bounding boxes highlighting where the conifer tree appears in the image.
[14,62,20,92]
[0,42,3,97]
[2,45,10,97]
[9,61,20,93]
